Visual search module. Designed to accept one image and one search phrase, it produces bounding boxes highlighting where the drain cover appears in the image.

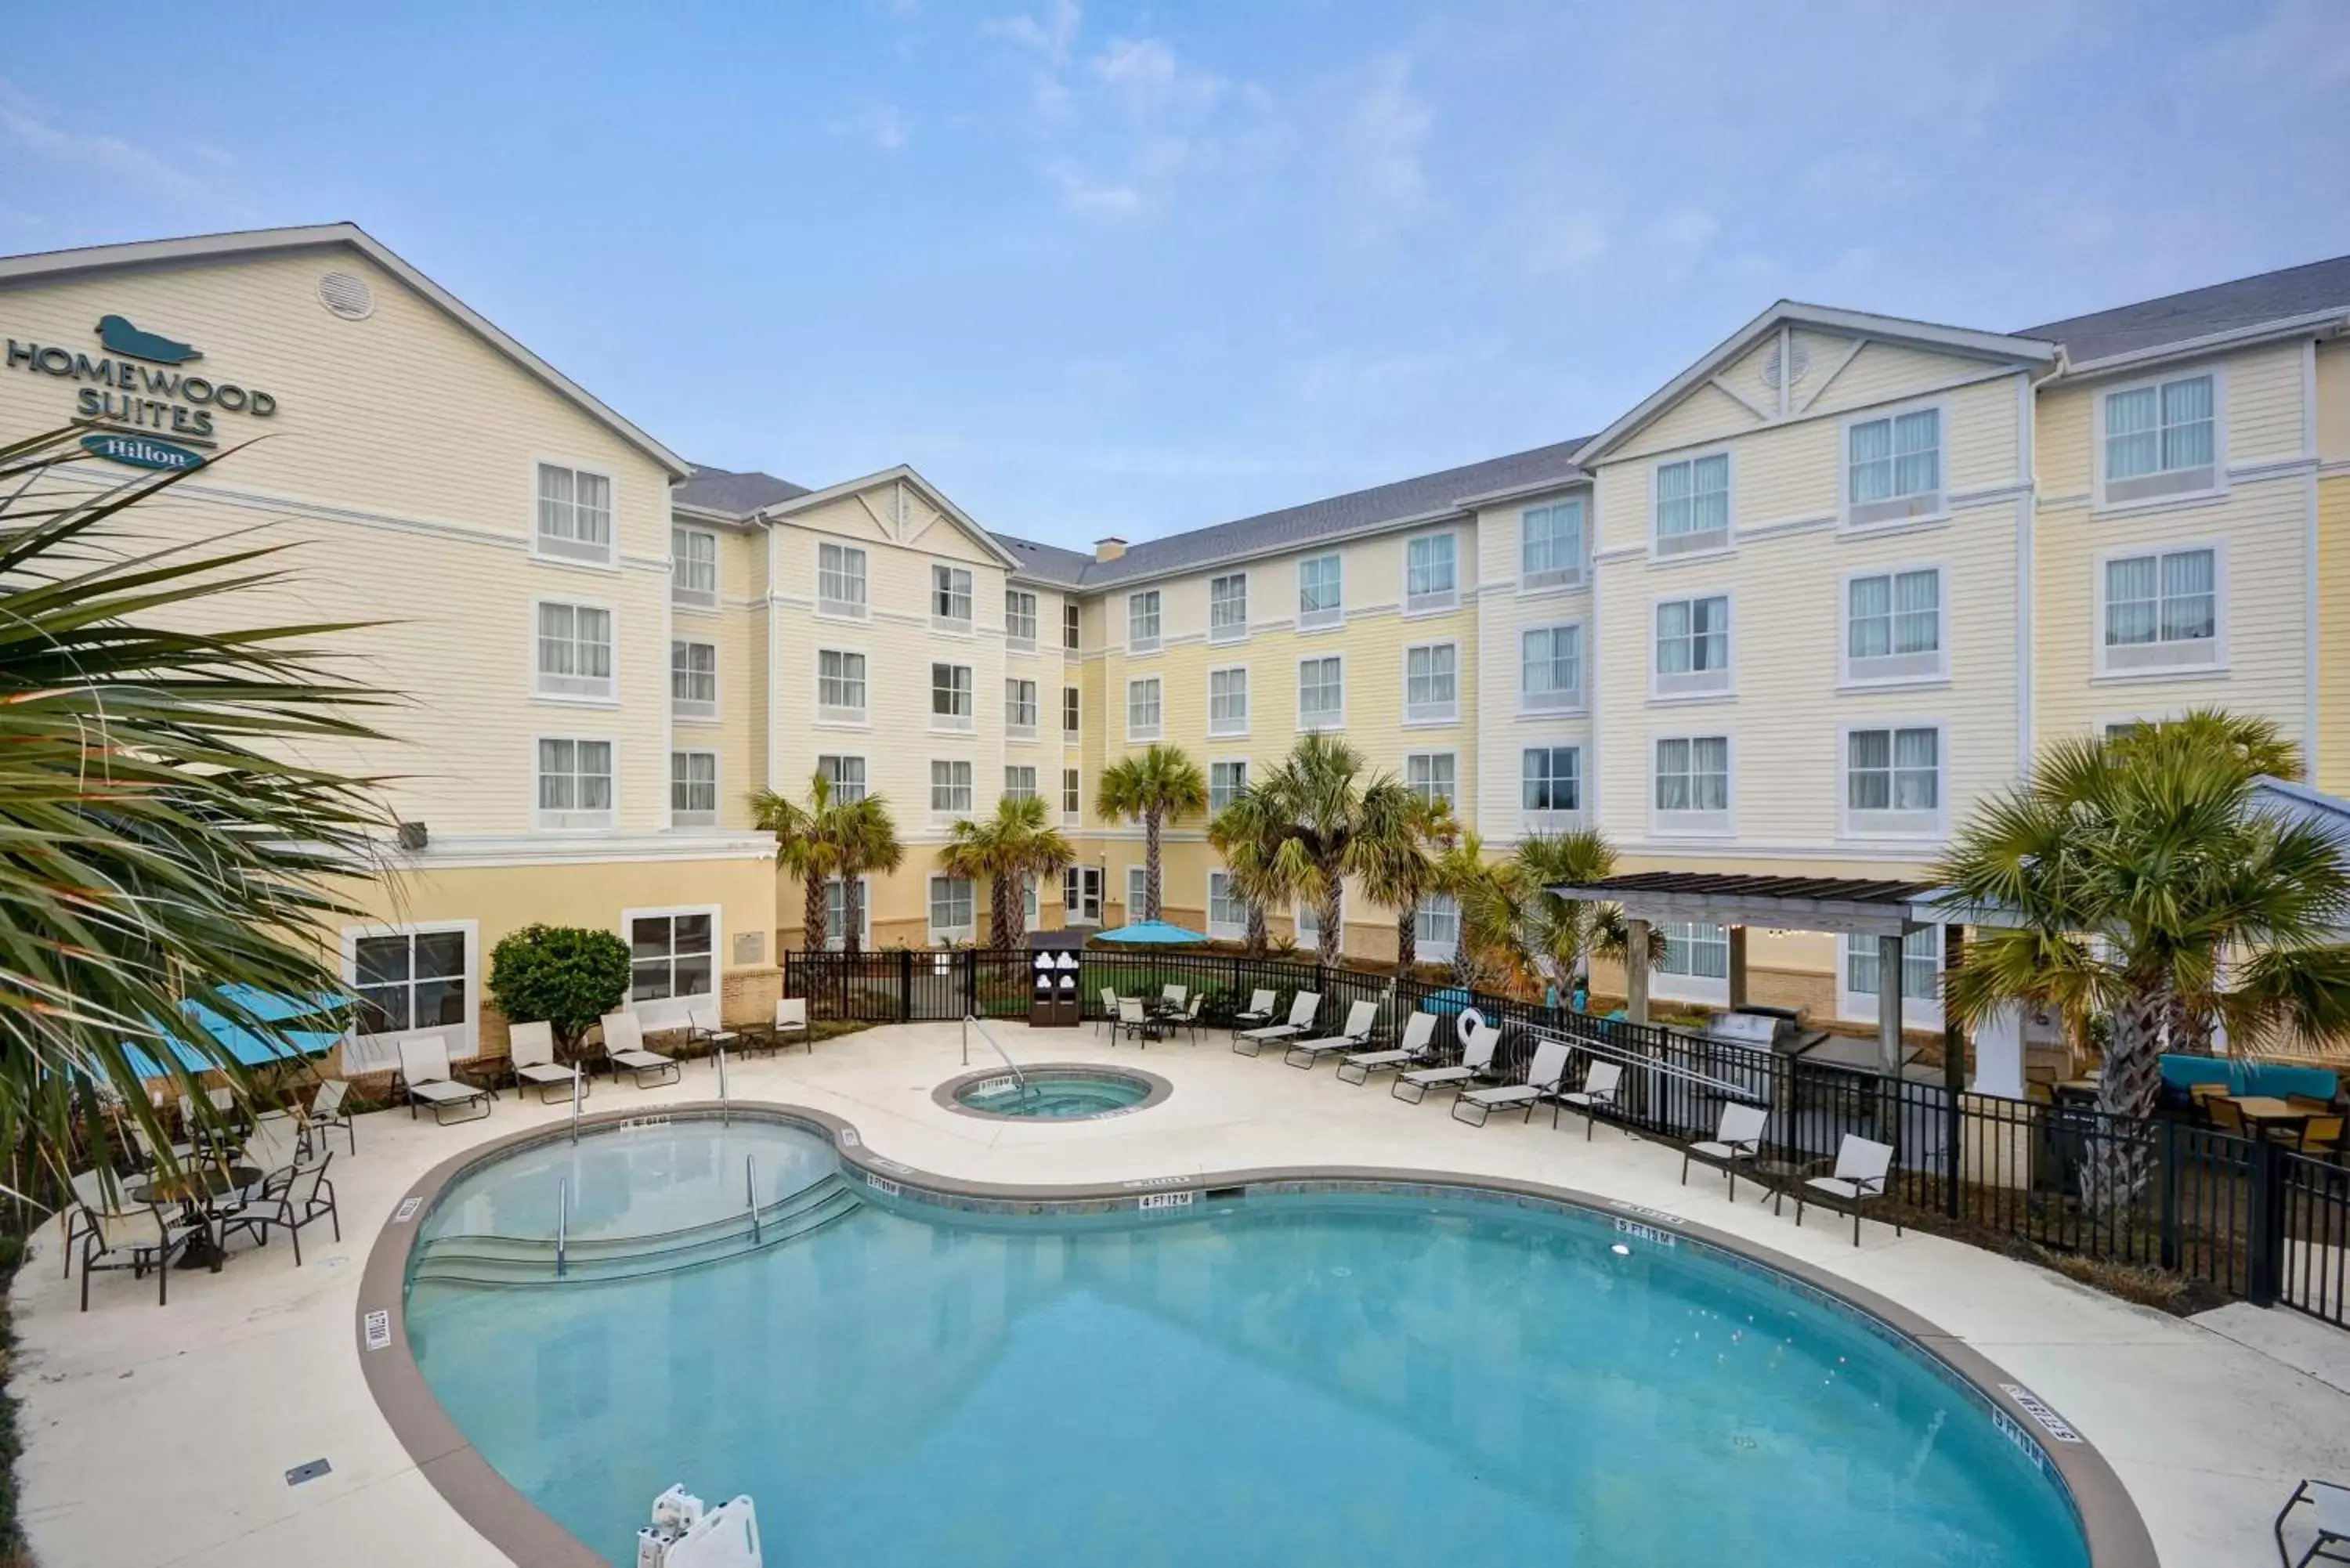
[285,1458,331,1487]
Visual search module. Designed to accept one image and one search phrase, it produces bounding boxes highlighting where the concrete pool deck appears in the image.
[13,1021,2350,1566]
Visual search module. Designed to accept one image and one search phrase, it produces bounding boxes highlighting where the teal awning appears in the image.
[122,985,349,1078]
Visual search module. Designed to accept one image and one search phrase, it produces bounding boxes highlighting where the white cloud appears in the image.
[830,103,912,151]
[0,78,217,201]
[1050,162,1141,215]
[1090,37,1225,121]
[985,0,1081,67]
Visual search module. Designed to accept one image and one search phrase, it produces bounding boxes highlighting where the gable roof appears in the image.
[675,464,810,520]
[2020,252,2350,370]
[0,223,692,479]
[1573,300,2059,468]
[756,464,1023,570]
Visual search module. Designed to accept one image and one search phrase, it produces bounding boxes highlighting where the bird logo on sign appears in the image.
[95,315,203,365]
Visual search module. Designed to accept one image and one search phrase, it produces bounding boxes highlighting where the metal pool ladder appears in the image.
[961,1014,1033,1103]
[555,1177,569,1279]
[745,1154,761,1245]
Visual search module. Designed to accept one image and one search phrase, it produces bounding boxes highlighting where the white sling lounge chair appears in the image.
[600,1010,681,1089]
[398,1035,493,1125]
[1558,1060,1624,1140]
[761,997,811,1055]
[1235,991,1318,1057]
[1284,999,1379,1070]
[685,998,740,1056]
[1393,1021,1499,1105]
[1231,989,1277,1035]
[2275,1479,2350,1568]
[1453,1039,1574,1128]
[1683,1103,1770,1200]
[509,1021,587,1104]
[1338,1010,1438,1086]
[1781,1133,1900,1246]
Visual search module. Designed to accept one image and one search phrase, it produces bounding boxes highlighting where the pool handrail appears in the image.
[961,1014,1032,1102]
[1516,1020,1766,1103]
[555,1176,569,1280]
[718,1046,730,1126]
[746,1154,760,1245]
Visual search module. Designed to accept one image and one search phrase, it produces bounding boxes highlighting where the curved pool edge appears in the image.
[356,1099,2159,1568]
[931,1062,1173,1120]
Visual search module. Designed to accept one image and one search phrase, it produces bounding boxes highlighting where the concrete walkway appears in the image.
[13,1021,2348,1566]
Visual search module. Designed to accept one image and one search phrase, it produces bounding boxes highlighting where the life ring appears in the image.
[1456,1006,1485,1047]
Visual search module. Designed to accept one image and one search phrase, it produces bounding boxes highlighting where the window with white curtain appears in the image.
[1063,602,1082,650]
[817,753,866,802]
[1654,453,1730,554]
[817,543,868,619]
[1520,500,1585,587]
[1405,753,1455,807]
[672,639,718,721]
[1657,921,1729,980]
[2102,547,2219,672]
[1845,927,1940,1003]
[536,738,615,829]
[1404,643,1458,722]
[1004,765,1037,801]
[1209,667,1249,735]
[1298,656,1344,729]
[1846,407,1943,525]
[1062,768,1082,818]
[1005,590,1038,649]
[535,602,614,700]
[1522,746,1580,817]
[1520,623,1583,710]
[1209,760,1248,814]
[931,565,973,630]
[930,760,973,815]
[671,750,718,826]
[1654,736,1730,829]
[1208,872,1246,938]
[1128,590,1162,652]
[1063,686,1081,735]
[1298,554,1343,629]
[1006,678,1039,736]
[1654,595,1732,696]
[1846,569,1943,683]
[1414,894,1461,962]
[2102,373,2218,503]
[1127,677,1162,739]
[931,663,974,729]
[671,528,718,607]
[1846,725,1942,834]
[817,649,866,721]
[1405,533,1459,612]
[1209,573,1249,642]
[1126,865,1149,917]
[535,463,613,562]
[928,876,975,942]
[822,876,870,951]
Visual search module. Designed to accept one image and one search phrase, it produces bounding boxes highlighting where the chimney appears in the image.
[1093,536,1127,563]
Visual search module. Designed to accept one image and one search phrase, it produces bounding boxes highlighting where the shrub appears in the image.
[487,925,632,1054]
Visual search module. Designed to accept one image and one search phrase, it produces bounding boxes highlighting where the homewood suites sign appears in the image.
[6,314,281,471]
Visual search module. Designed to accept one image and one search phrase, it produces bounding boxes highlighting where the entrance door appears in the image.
[1064,866,1103,925]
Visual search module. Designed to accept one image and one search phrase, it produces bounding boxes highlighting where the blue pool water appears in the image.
[405,1120,2089,1568]
[954,1069,1152,1118]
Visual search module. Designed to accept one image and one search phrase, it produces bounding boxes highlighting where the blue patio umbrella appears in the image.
[121,985,349,1079]
[1093,919,1211,945]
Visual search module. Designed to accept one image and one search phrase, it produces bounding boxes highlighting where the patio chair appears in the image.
[1393,1021,1500,1106]
[2208,1097,2251,1136]
[397,1035,493,1125]
[1235,991,1319,1057]
[301,1078,355,1158]
[78,1198,203,1311]
[1453,1039,1574,1128]
[126,1118,196,1172]
[2275,1478,2350,1567]
[1339,1010,1438,1086]
[219,1154,339,1266]
[508,1021,588,1104]
[599,1010,681,1089]
[1284,999,1379,1071]
[1098,987,1120,1038]
[1162,983,1188,1009]
[762,997,811,1055]
[1115,996,1162,1047]
[1177,992,1206,1043]
[685,998,740,1057]
[1231,989,1277,1035]
[1558,1060,1625,1140]
[2298,1114,2344,1160]
[1782,1133,1900,1246]
[1683,1103,1771,1200]
[60,1168,123,1278]
[236,1110,302,1181]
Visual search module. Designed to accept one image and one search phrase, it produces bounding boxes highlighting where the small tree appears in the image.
[488,924,632,1055]
[1097,744,1208,920]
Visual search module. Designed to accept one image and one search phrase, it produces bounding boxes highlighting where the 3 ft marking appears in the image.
[1613,1218,1677,1248]
[362,1310,392,1352]
[1120,1174,1191,1190]
[1138,1190,1197,1212]
[392,1197,422,1223]
[1607,1200,1683,1226]
[866,1173,901,1197]
[1998,1384,2083,1443]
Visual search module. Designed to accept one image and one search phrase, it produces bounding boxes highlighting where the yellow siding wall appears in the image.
[2317,341,2350,793]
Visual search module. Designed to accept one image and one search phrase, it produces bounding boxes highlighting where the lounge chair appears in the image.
[685,998,740,1056]
[219,1154,339,1266]
[600,1010,681,1089]
[1781,1133,1900,1246]
[1558,1060,1625,1140]
[397,1035,493,1125]
[1683,1103,1770,1200]
[2275,1479,2350,1567]
[1235,992,1318,1057]
[78,1198,203,1311]
[1393,1021,1500,1105]
[508,1021,588,1104]
[301,1078,355,1158]
[1339,1011,1438,1086]
[1231,989,1277,1035]
[1453,1040,1574,1127]
[760,997,811,1055]
[1284,999,1379,1071]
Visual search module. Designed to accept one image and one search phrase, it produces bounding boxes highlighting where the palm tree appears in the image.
[1936,715,2350,1194]
[1208,789,1289,956]
[941,795,1074,948]
[1244,735,1413,968]
[1350,790,1462,971]
[831,793,903,956]
[1459,829,1653,1001]
[0,429,394,1192]
[1096,744,1207,922]
[754,773,844,952]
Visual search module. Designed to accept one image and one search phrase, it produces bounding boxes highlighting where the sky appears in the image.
[3,1,2346,549]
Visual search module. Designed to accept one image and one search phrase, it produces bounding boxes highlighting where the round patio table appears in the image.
[129,1164,259,1271]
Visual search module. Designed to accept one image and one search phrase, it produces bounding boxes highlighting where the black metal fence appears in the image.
[780,947,2350,1329]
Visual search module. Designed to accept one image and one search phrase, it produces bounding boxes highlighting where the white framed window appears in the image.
[1005,589,1038,651]
[1404,530,1459,614]
[1209,760,1248,815]
[1520,623,1583,712]
[1064,865,1103,924]
[931,564,974,632]
[1298,553,1343,630]
[817,753,866,802]
[930,759,974,816]
[1004,764,1038,802]
[1404,642,1459,724]
[1062,602,1082,651]
[1652,735,1731,835]
[2098,544,2222,674]
[671,527,718,608]
[535,736,616,830]
[1126,677,1162,740]
[1208,871,1246,940]
[1209,573,1249,643]
[1655,920,1730,1004]
[1653,451,1730,555]
[1297,887,1343,948]
[345,920,478,1068]
[1843,723,1943,838]
[1520,499,1585,589]
[1841,927,1944,1031]
[672,638,718,722]
[1125,865,1149,917]
[1298,655,1344,731]
[1522,745,1581,824]
[927,876,976,944]
[1062,768,1083,821]
[817,649,868,723]
[817,542,869,620]
[1844,405,1945,528]
[1062,685,1081,735]
[534,461,614,565]
[821,876,872,952]
[931,662,974,730]
[1414,894,1460,964]
[1006,678,1039,738]
[671,750,718,827]
[1023,873,1039,928]
[1209,667,1249,736]
[1654,594,1733,699]
[533,600,615,702]
[1127,590,1162,653]
[624,905,718,1030]
[2099,370,2221,507]
[1405,752,1455,807]
[1844,567,1946,685]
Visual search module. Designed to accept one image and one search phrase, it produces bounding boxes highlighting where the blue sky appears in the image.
[4,2,2345,548]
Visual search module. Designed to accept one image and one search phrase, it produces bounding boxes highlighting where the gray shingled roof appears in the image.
[2020,253,2350,365]
[676,464,811,517]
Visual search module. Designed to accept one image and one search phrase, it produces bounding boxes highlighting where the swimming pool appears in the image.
[942,1064,1162,1119]
[401,1116,2095,1567]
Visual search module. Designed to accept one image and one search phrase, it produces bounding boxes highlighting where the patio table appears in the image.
[130,1163,260,1271]
[2230,1097,2313,1147]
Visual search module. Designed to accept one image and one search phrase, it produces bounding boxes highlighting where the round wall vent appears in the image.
[317,270,375,321]
[1759,340,1812,390]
